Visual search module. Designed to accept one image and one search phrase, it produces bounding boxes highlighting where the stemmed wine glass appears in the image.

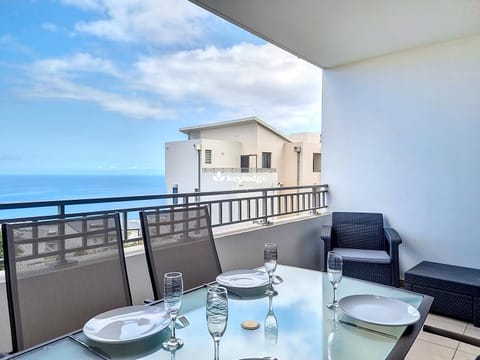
[326,251,343,309]
[206,286,228,360]
[264,243,278,296]
[162,272,184,351]
[264,294,278,344]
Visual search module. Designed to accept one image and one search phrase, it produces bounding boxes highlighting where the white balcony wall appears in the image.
[165,140,199,194]
[322,35,480,273]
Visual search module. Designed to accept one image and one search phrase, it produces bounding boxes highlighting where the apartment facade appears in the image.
[165,117,321,194]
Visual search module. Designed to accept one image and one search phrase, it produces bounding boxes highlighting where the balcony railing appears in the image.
[0,184,328,267]
[202,167,277,173]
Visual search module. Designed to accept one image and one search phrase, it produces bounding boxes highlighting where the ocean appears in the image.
[0,174,167,220]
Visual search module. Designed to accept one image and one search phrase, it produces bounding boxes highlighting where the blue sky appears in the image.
[0,0,323,175]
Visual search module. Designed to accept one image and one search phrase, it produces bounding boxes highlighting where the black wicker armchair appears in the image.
[321,212,402,287]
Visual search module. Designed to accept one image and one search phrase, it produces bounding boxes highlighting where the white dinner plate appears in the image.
[83,305,170,344]
[338,294,421,326]
[216,269,269,289]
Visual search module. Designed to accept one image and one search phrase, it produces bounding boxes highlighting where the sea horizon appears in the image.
[0,174,168,219]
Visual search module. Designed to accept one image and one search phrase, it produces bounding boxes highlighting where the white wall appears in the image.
[165,140,199,194]
[322,35,480,274]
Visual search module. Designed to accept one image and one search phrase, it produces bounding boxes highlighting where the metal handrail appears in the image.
[0,184,328,268]
[202,167,277,173]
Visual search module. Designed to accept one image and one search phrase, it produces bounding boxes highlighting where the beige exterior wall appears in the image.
[192,121,290,172]
[198,122,258,156]
[256,125,287,175]
[166,120,321,193]
[280,133,321,187]
[289,132,321,144]
[200,139,241,169]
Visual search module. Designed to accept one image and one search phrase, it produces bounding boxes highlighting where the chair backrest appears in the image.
[2,213,132,352]
[140,206,222,300]
[332,212,385,250]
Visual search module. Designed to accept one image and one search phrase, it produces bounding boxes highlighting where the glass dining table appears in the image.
[4,265,432,360]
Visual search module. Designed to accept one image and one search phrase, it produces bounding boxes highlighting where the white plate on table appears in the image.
[338,294,420,326]
[216,269,269,289]
[84,305,170,344]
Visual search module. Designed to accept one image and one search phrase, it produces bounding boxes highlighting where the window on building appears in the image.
[240,155,249,172]
[313,153,321,172]
[262,152,272,168]
[205,149,212,164]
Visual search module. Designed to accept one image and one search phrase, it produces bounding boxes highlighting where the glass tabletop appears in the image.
[6,265,428,360]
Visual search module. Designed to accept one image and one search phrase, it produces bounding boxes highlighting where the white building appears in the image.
[165,117,321,195]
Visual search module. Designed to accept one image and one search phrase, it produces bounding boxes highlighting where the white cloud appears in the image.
[134,43,323,130]
[19,45,322,129]
[62,0,209,44]
[60,0,105,11]
[33,53,119,77]
[24,53,174,119]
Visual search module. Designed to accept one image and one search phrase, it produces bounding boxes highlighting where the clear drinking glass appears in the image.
[264,294,278,344]
[264,243,278,296]
[326,251,343,309]
[206,286,228,360]
[162,272,184,351]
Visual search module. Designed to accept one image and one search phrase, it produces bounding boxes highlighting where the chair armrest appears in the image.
[320,225,332,271]
[384,228,402,247]
[143,298,155,304]
[384,227,402,287]
[320,225,332,249]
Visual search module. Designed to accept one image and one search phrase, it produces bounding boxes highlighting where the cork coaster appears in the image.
[241,320,260,330]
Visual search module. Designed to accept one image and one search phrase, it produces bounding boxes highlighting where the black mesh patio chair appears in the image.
[2,213,132,352]
[321,212,402,287]
[140,206,222,299]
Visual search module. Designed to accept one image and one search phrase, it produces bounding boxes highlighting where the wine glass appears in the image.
[326,251,343,309]
[162,272,184,351]
[206,286,228,360]
[327,314,340,360]
[264,243,278,296]
[264,294,278,344]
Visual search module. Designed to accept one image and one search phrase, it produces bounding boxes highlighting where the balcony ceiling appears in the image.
[189,0,480,68]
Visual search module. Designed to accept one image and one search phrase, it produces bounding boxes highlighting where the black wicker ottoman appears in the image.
[404,261,480,327]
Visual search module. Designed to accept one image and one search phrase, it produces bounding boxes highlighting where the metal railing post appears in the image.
[122,211,128,243]
[262,190,269,225]
[57,204,67,264]
[321,184,328,208]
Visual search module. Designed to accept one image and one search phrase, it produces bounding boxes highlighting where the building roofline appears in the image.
[179,117,292,143]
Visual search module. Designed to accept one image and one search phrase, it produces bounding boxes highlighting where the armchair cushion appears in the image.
[332,248,391,264]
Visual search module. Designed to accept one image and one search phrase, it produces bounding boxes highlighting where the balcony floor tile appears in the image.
[453,350,479,360]
[406,339,456,360]
[426,313,468,334]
